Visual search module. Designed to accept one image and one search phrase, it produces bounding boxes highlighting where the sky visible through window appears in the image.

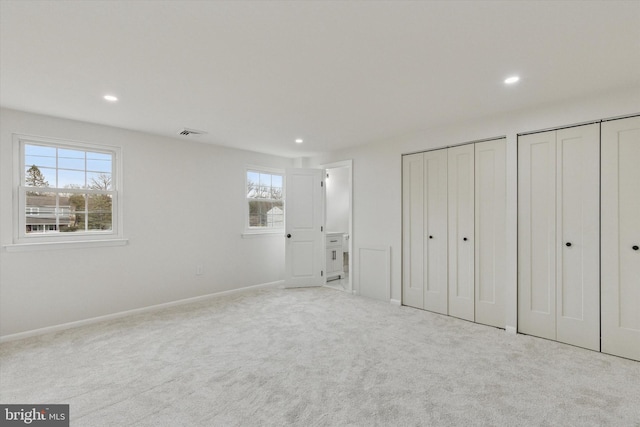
[25,144,112,189]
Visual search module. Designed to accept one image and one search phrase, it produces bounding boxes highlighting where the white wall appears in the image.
[0,108,294,337]
[306,85,640,331]
[325,166,349,233]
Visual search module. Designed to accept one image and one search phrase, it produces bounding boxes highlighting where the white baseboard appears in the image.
[0,280,283,344]
[505,325,517,335]
[390,299,401,306]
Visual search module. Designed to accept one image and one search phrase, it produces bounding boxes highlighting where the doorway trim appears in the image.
[320,159,354,294]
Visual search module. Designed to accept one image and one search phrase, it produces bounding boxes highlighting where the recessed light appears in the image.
[504,76,520,85]
[295,139,303,144]
[103,95,118,102]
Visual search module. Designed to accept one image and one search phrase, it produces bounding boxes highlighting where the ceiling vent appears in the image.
[177,127,207,136]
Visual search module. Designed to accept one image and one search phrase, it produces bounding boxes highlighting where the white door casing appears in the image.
[601,116,640,361]
[284,168,325,288]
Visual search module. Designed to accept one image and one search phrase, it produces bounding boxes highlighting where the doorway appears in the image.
[321,160,353,293]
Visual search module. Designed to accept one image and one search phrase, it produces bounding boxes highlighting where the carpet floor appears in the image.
[1,286,639,426]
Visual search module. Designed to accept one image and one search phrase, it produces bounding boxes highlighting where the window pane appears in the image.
[25,165,54,187]
[272,175,283,188]
[58,157,85,170]
[25,144,55,157]
[25,192,57,234]
[87,173,112,190]
[87,194,113,231]
[25,154,56,168]
[87,158,112,173]
[58,169,86,188]
[259,173,271,187]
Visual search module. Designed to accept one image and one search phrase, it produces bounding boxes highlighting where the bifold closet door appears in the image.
[474,139,506,328]
[518,124,600,350]
[518,130,557,340]
[402,153,425,309]
[402,150,448,314]
[555,125,599,351]
[602,116,640,361]
[448,144,475,321]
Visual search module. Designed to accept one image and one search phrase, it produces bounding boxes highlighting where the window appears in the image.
[246,168,284,232]
[14,135,122,245]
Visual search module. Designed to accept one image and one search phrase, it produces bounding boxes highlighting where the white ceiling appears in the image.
[1,1,639,158]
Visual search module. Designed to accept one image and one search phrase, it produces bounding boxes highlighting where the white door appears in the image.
[518,131,557,340]
[424,149,449,314]
[284,168,325,288]
[474,139,506,328]
[402,153,425,309]
[555,124,600,351]
[402,150,448,313]
[602,116,640,361]
[518,125,600,350]
[448,144,475,321]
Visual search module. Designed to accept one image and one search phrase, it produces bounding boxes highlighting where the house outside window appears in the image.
[246,168,284,232]
[14,134,122,244]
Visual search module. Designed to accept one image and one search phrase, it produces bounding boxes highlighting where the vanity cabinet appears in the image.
[326,233,344,280]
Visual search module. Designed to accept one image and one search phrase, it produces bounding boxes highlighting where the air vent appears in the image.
[177,128,207,136]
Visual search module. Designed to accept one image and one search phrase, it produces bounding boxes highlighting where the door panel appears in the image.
[402,153,425,309]
[555,124,600,351]
[284,168,325,287]
[475,139,506,328]
[424,149,448,314]
[602,116,640,361]
[448,144,474,321]
[518,131,556,340]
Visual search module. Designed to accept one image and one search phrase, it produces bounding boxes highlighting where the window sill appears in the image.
[3,238,128,252]
[241,230,284,239]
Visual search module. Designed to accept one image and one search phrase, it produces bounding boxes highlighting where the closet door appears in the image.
[519,124,600,349]
[423,149,448,314]
[448,144,475,321]
[474,139,506,328]
[555,124,600,351]
[602,116,640,361]
[402,153,425,309]
[518,131,557,340]
[402,150,448,313]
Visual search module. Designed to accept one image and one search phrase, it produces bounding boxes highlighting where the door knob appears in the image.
[463,237,468,241]
[566,242,572,247]
[429,235,433,239]
[286,234,292,238]
[633,245,639,251]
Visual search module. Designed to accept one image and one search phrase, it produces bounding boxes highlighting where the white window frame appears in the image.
[7,134,126,251]
[243,166,285,237]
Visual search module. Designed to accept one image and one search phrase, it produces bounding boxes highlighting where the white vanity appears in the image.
[326,232,345,281]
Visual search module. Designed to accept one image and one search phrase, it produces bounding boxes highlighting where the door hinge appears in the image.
[321,226,323,232]
[321,181,324,187]
[321,271,324,277]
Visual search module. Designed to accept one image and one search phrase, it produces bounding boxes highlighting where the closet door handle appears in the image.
[286,234,292,238]
[566,242,572,247]
[633,245,639,251]
[463,237,468,241]
[429,235,433,239]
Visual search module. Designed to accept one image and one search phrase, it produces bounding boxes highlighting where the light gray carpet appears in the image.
[1,286,639,426]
